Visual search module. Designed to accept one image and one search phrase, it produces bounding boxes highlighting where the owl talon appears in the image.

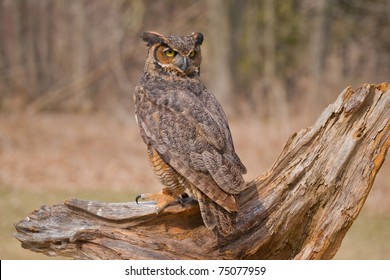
[179,196,190,206]
[135,191,179,213]
[135,193,163,214]
[135,194,149,204]
[135,194,143,204]
[135,193,156,204]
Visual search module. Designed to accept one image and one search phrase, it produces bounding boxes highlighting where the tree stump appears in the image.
[14,83,389,259]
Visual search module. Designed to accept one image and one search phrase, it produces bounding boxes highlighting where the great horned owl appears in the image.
[134,31,247,236]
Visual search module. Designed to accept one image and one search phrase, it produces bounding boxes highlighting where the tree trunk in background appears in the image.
[207,0,234,114]
[0,0,21,92]
[69,1,89,111]
[309,0,330,111]
[260,0,288,125]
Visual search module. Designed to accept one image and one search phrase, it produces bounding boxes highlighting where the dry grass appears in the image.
[0,112,306,194]
[0,113,389,259]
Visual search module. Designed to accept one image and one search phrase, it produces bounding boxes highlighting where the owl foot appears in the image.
[135,190,179,213]
[178,193,191,206]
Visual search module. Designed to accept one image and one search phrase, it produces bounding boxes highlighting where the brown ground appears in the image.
[0,113,389,259]
[0,113,308,194]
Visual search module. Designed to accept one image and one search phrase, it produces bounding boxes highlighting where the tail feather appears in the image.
[196,190,237,237]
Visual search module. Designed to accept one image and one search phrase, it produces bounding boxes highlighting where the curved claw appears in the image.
[135,194,142,204]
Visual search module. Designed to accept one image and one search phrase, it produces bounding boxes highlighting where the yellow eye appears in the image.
[164,49,176,57]
[189,50,196,58]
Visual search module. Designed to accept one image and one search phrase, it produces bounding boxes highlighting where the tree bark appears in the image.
[14,83,389,259]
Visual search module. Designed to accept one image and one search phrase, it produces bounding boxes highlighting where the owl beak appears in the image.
[175,56,188,72]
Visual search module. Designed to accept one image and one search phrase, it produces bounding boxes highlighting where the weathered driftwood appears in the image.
[14,83,389,259]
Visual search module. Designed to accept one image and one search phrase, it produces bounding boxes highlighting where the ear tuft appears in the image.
[141,31,165,46]
[191,32,204,46]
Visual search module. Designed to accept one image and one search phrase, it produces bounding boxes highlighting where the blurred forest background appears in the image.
[0,0,389,259]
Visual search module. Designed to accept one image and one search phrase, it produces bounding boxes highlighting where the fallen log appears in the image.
[14,83,389,259]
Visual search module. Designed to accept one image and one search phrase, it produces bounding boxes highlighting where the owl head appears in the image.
[141,31,204,77]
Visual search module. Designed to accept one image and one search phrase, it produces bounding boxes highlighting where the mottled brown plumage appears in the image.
[134,31,247,236]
